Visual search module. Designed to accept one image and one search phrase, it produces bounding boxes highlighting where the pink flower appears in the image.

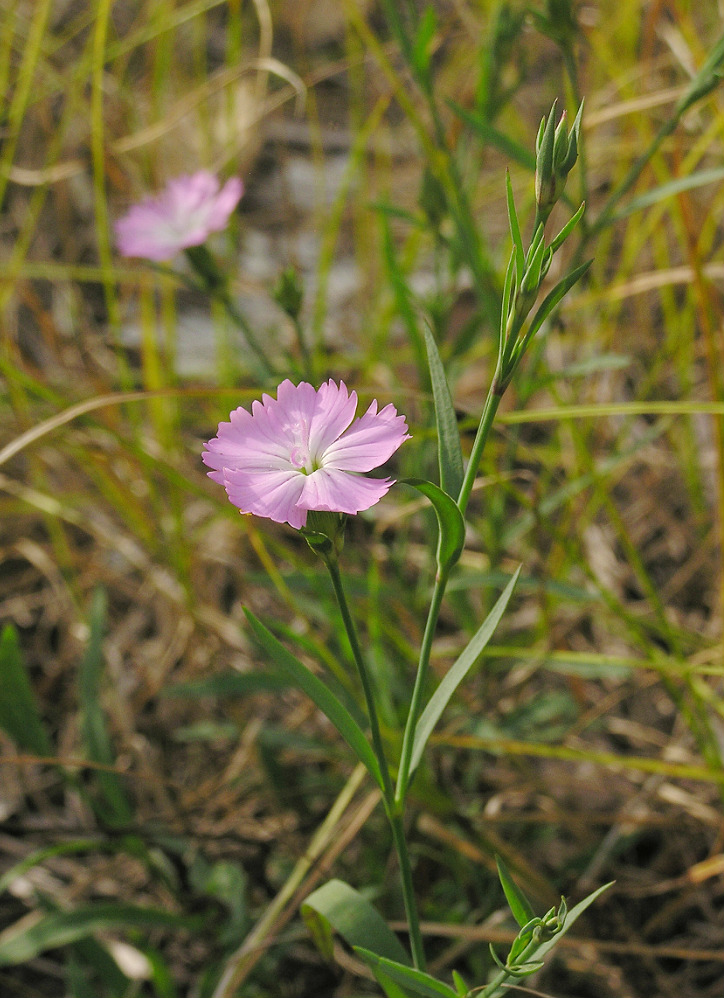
[115,171,243,262]
[203,380,410,528]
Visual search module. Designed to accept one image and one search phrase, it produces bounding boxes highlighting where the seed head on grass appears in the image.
[203,380,410,529]
[115,171,243,262]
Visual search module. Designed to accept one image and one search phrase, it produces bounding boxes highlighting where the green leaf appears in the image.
[409,568,520,776]
[495,855,536,928]
[421,324,464,499]
[548,199,585,254]
[243,610,383,789]
[505,172,524,284]
[78,589,133,827]
[302,879,411,966]
[403,479,465,574]
[521,258,592,351]
[411,5,437,81]
[452,969,469,997]
[0,624,52,756]
[0,903,201,966]
[355,948,459,998]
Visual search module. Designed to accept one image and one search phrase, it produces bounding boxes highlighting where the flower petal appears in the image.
[323,401,410,472]
[307,380,357,456]
[115,171,242,261]
[297,467,394,515]
[204,380,409,528]
[223,467,307,528]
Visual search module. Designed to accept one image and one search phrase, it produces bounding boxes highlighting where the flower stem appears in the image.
[322,552,426,970]
[217,288,277,381]
[456,381,503,516]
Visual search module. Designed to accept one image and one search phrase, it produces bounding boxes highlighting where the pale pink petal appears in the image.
[204,380,409,528]
[202,405,290,482]
[297,467,394,515]
[115,171,243,261]
[307,380,357,456]
[223,467,307,528]
[323,401,410,472]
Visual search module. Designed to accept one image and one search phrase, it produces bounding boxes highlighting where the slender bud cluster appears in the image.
[493,100,588,395]
[534,100,583,226]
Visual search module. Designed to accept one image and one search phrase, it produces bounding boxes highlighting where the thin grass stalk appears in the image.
[91,0,123,354]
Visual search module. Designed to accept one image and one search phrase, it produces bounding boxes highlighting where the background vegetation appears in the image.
[1,1,724,995]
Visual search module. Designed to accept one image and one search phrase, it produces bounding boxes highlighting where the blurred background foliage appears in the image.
[2,1,724,995]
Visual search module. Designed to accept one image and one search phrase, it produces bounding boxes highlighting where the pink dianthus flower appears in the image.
[203,380,410,529]
[115,171,243,262]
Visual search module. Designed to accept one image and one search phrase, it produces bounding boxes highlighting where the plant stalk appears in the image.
[323,553,427,970]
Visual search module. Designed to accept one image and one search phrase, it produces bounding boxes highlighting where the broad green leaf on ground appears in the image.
[0,903,202,965]
[243,610,383,789]
[403,479,465,574]
[302,879,411,966]
[421,324,464,498]
[409,568,521,776]
[0,624,52,756]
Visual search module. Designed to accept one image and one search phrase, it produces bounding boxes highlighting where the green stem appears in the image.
[322,554,427,970]
[389,809,427,971]
[184,245,276,380]
[217,288,277,381]
[457,381,504,516]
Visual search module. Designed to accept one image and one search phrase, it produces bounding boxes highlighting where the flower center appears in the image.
[289,418,318,474]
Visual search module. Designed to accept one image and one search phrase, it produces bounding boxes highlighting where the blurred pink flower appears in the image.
[115,171,243,261]
[203,380,410,528]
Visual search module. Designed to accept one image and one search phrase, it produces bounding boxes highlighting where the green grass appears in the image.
[1,1,724,996]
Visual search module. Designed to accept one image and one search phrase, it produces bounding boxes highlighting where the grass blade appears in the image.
[0,624,52,756]
[244,610,383,789]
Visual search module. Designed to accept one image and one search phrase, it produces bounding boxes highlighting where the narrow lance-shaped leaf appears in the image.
[243,610,384,790]
[0,625,52,756]
[79,588,133,827]
[519,259,592,355]
[548,200,586,254]
[403,479,465,575]
[409,568,521,776]
[505,172,525,281]
[421,324,464,499]
[355,948,459,998]
[496,855,536,928]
